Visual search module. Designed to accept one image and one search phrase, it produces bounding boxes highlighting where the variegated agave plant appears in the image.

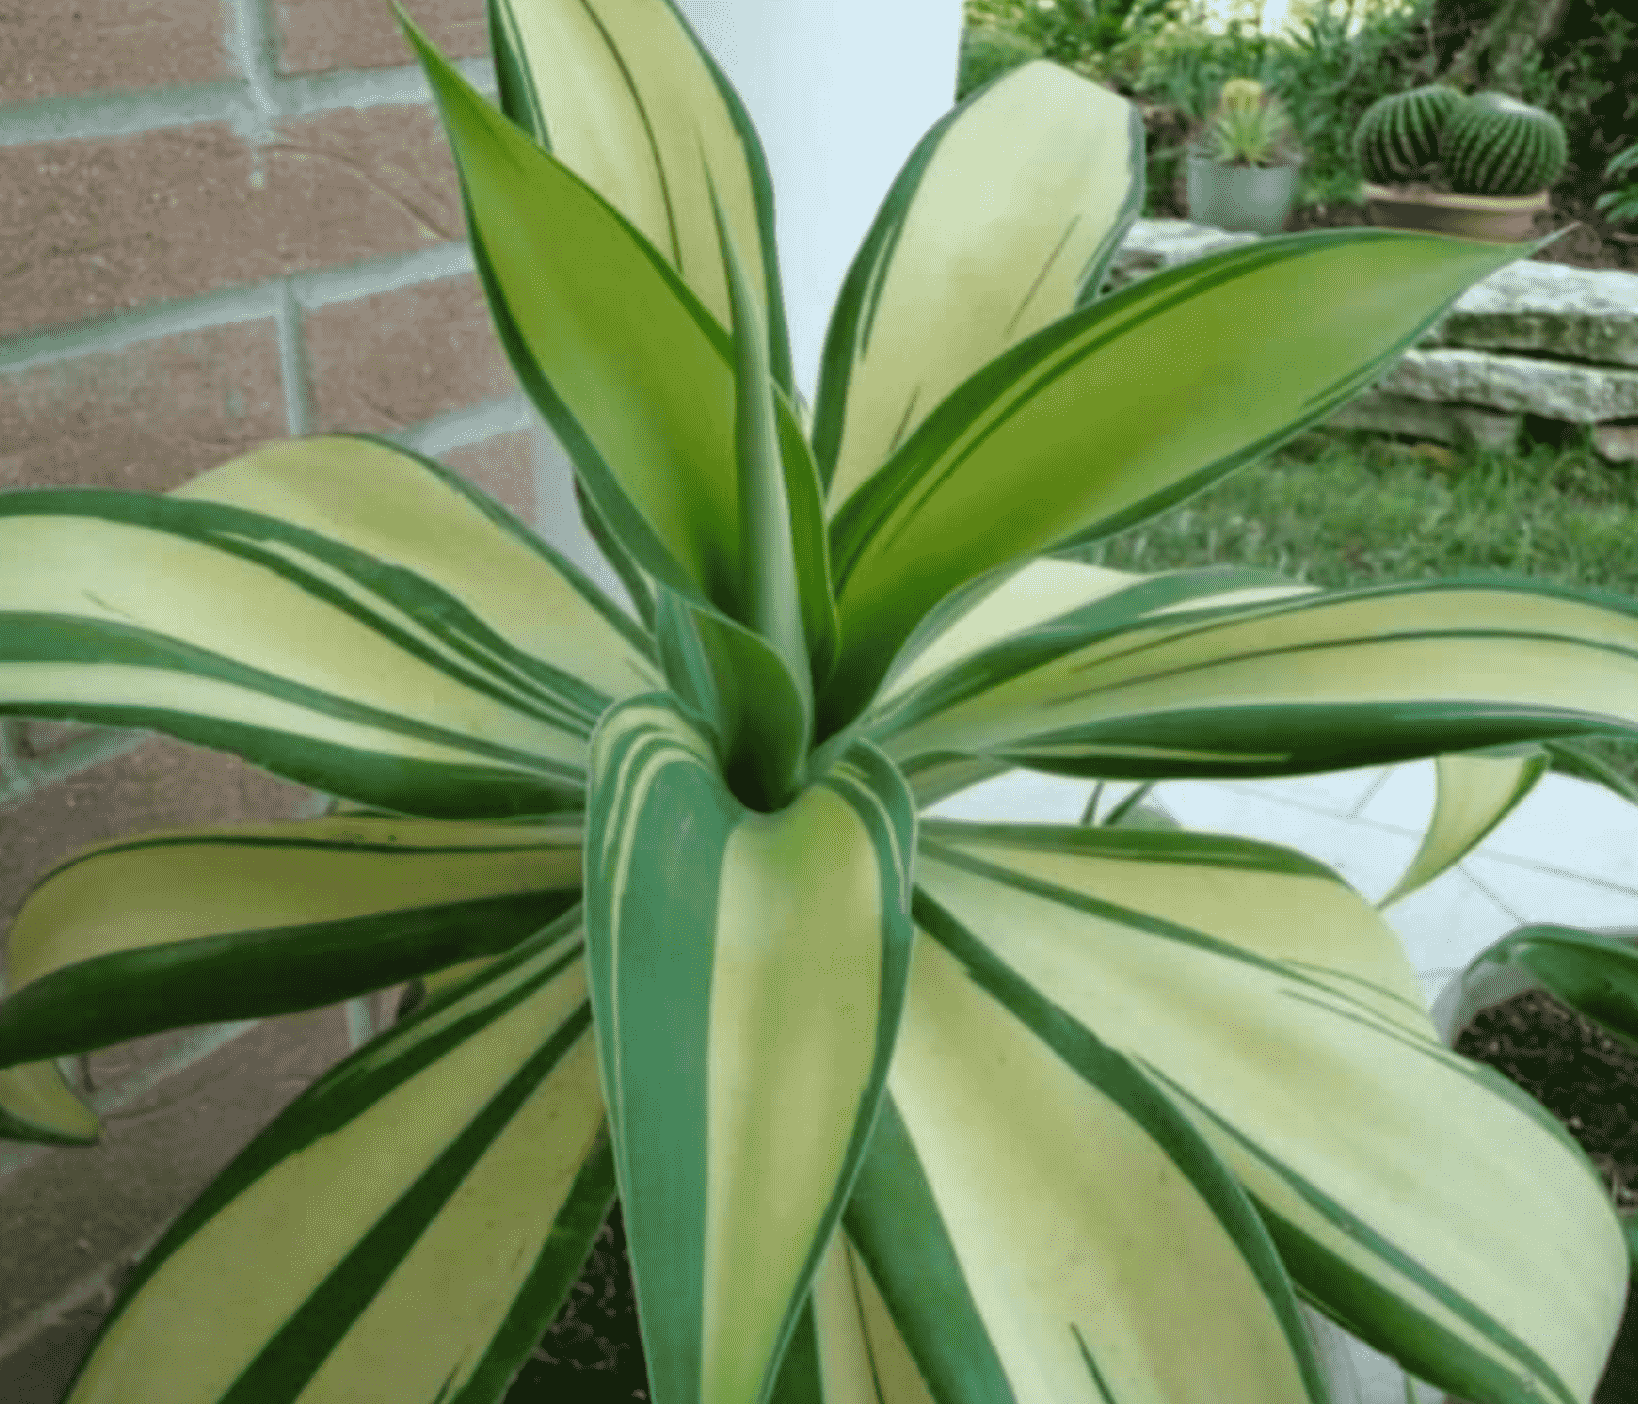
[0,1,1632,1401]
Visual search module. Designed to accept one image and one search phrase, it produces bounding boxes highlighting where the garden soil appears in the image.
[507,991,1638,1404]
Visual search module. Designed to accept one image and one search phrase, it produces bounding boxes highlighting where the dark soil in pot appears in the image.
[502,989,1638,1403]
[506,1198,650,1402]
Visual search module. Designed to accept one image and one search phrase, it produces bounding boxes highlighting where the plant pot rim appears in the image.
[1362,181,1550,212]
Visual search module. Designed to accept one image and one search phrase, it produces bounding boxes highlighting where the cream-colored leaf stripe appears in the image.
[0,438,660,819]
[173,434,659,706]
[910,821,1626,1404]
[812,60,1143,512]
[488,0,797,396]
[873,557,1318,717]
[60,912,616,1404]
[778,942,1330,1404]
[583,693,916,1404]
[819,229,1550,728]
[398,4,814,626]
[871,576,1638,784]
[1375,746,1551,910]
[0,814,583,1071]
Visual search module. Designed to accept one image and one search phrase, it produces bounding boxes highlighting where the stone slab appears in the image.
[1592,421,1638,465]
[1375,346,1638,424]
[1422,258,1638,368]
[1322,389,1523,453]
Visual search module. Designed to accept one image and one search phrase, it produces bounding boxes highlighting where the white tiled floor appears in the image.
[924,758,1638,1000]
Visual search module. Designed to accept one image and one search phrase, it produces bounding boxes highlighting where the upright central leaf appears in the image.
[393,4,829,654]
[583,694,916,1404]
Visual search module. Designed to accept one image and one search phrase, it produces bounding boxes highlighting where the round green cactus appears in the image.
[1353,84,1462,184]
[1441,90,1568,196]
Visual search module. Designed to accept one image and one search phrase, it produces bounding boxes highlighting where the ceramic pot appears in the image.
[1362,182,1549,241]
[1185,153,1301,236]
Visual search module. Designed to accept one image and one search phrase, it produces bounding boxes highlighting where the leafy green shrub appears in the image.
[1261,0,1451,204]
[962,0,1191,81]
[956,23,1043,97]
[1426,0,1637,213]
[1091,0,1448,207]
[1596,141,1638,223]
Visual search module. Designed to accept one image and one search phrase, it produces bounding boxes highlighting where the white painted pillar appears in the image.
[532,0,967,615]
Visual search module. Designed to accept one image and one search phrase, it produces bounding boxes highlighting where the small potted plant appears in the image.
[1185,77,1305,237]
[1356,83,1568,241]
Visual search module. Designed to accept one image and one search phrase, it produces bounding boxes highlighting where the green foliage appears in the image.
[1353,83,1461,183]
[1206,91,1301,165]
[1428,0,1637,209]
[961,0,1191,84]
[956,23,1043,96]
[1441,90,1568,195]
[1084,0,1448,207]
[964,0,1630,214]
[1072,424,1638,794]
[1596,141,1638,224]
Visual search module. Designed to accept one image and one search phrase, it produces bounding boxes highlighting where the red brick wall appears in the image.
[0,5,541,1395]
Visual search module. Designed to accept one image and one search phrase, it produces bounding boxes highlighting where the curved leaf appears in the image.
[488,0,796,398]
[396,6,826,646]
[583,693,916,1404]
[60,911,614,1404]
[770,950,1331,1404]
[1538,734,1638,806]
[1430,924,1638,1054]
[0,435,661,818]
[910,820,1627,1404]
[811,60,1145,510]
[1376,743,1552,911]
[0,1058,98,1146]
[870,572,1638,785]
[0,813,582,1068]
[819,227,1559,730]
[651,582,811,812]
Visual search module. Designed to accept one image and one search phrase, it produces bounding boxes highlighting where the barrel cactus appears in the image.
[1441,90,1568,196]
[1354,84,1461,183]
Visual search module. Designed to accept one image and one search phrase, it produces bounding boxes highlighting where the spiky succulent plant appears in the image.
[1354,84,1461,184]
[1441,90,1568,196]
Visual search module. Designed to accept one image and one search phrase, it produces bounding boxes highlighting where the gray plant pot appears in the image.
[1185,153,1301,236]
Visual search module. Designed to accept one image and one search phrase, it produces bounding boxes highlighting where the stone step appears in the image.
[1104,219,1638,462]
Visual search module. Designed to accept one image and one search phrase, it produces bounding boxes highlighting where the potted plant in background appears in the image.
[1357,83,1569,242]
[1185,76,1306,236]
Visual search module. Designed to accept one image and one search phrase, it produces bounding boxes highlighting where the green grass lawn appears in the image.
[1075,426,1638,792]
